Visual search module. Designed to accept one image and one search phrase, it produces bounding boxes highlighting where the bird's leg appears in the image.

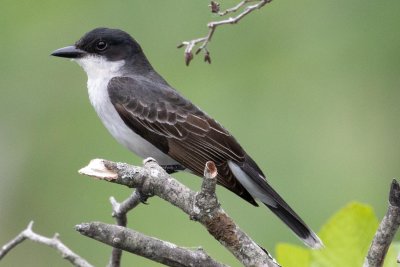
[136,187,149,204]
[160,164,185,174]
[137,163,184,203]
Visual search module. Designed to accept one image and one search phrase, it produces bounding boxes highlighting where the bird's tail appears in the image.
[266,201,322,249]
[228,160,323,249]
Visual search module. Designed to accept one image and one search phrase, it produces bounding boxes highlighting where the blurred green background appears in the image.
[1,0,399,266]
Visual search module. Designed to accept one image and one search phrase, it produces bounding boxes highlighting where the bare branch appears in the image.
[178,0,273,65]
[364,179,400,267]
[108,190,143,267]
[0,221,92,267]
[79,158,280,267]
[76,222,227,267]
[217,0,260,16]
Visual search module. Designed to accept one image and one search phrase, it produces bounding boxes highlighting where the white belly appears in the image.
[76,57,178,165]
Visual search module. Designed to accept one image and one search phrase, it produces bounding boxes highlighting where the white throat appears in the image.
[75,55,125,79]
[75,56,125,109]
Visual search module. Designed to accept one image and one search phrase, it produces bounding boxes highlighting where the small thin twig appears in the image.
[178,0,273,65]
[217,0,259,16]
[0,221,92,267]
[108,190,143,267]
[79,158,280,266]
[364,179,400,267]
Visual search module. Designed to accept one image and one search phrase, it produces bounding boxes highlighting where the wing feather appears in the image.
[108,76,257,205]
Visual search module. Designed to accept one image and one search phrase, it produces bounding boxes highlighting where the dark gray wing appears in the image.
[108,76,258,205]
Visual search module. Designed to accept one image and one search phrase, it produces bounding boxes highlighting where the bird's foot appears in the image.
[136,188,150,204]
[160,164,185,174]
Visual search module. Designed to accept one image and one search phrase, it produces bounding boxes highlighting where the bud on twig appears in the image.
[204,51,211,64]
[185,52,194,66]
[209,1,221,13]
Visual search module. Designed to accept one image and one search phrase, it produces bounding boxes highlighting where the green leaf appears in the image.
[276,202,400,267]
[276,243,310,267]
[383,243,400,267]
[312,202,378,266]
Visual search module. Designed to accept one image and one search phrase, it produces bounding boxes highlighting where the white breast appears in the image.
[75,56,178,165]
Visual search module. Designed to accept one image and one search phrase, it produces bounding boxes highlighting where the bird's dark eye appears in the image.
[95,41,108,51]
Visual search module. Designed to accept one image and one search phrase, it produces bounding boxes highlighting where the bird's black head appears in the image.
[51,28,143,61]
[52,27,160,78]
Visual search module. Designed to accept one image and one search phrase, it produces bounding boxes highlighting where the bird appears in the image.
[51,27,323,248]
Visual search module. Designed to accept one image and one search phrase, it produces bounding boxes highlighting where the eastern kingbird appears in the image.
[52,28,322,248]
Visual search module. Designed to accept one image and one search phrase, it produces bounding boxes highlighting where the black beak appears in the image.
[51,46,86,58]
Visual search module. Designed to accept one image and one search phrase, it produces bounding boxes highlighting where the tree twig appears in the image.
[0,221,93,267]
[178,0,273,65]
[108,190,143,267]
[215,0,259,16]
[363,179,400,267]
[79,158,280,267]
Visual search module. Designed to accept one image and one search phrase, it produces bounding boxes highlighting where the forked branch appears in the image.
[0,221,92,267]
[108,190,143,267]
[78,158,280,267]
[178,0,273,65]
